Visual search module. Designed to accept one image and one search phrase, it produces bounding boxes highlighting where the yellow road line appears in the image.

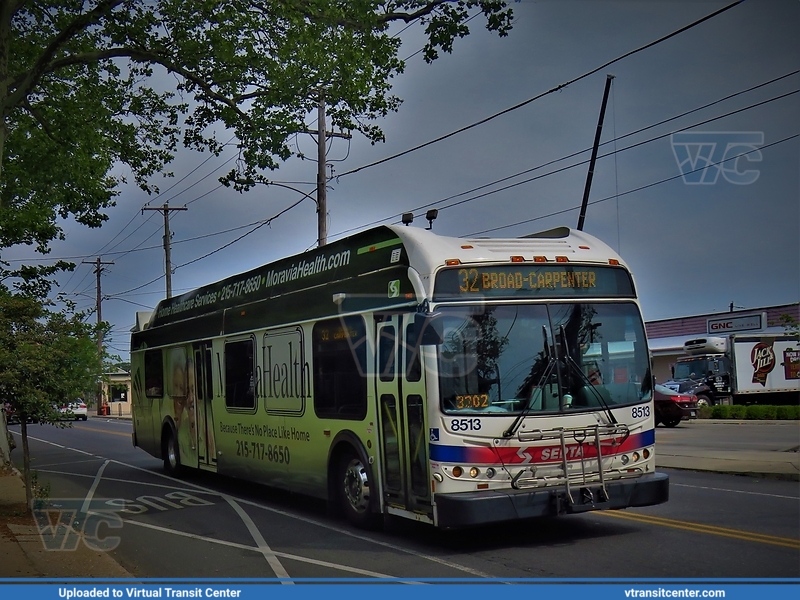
[73,424,131,438]
[599,510,800,550]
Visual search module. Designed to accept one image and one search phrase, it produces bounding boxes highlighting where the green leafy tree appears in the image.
[1,0,513,262]
[0,0,513,481]
[0,289,105,505]
[777,313,799,342]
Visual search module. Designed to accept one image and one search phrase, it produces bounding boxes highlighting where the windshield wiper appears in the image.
[559,325,617,425]
[503,326,555,438]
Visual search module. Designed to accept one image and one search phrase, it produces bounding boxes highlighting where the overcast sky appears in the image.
[9,0,798,362]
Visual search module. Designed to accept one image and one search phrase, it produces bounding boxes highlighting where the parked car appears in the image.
[59,400,88,421]
[659,378,713,407]
[3,402,19,424]
[653,383,698,427]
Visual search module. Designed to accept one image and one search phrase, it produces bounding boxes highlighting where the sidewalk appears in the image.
[655,419,800,480]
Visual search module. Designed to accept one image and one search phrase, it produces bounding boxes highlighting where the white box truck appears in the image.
[665,335,799,406]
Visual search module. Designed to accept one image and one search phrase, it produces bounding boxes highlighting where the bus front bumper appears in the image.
[433,471,669,529]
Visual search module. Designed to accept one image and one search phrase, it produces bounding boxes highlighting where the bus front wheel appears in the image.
[337,451,378,529]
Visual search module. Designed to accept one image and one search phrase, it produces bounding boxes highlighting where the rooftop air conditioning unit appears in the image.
[683,337,728,355]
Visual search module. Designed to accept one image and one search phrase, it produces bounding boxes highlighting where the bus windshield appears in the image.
[436,302,651,415]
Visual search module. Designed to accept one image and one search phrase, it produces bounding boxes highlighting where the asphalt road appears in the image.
[9,418,800,580]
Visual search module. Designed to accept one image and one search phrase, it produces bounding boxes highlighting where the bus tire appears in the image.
[163,428,183,477]
[337,450,378,529]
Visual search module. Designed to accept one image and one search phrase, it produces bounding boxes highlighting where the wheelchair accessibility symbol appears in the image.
[429,428,440,442]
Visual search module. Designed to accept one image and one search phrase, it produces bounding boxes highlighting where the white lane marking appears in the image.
[35,470,217,493]
[30,459,106,469]
[671,482,799,500]
[122,518,399,579]
[10,430,65,448]
[81,460,110,513]
[21,432,492,578]
[223,495,292,582]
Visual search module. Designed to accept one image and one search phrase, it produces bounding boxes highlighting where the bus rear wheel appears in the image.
[163,429,183,477]
[337,451,378,529]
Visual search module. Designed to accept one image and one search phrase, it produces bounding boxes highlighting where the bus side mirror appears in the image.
[411,314,444,346]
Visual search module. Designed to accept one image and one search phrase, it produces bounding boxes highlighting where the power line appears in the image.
[110,193,313,297]
[335,0,745,179]
[400,90,798,222]
[327,76,798,239]
[89,136,237,259]
[175,193,311,270]
[465,134,798,237]
[12,72,794,269]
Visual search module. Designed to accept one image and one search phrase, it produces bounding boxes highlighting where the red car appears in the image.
[653,383,698,427]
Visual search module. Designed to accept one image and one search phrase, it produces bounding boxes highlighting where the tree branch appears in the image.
[378,1,450,24]
[5,0,124,113]
[20,98,61,145]
[34,47,246,119]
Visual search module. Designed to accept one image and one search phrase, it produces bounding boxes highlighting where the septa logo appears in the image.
[750,342,776,386]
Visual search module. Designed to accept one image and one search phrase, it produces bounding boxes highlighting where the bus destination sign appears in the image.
[433,265,635,300]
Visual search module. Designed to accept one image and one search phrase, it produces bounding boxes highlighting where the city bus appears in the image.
[130,224,669,529]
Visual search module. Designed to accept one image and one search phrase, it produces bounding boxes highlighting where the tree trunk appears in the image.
[0,412,11,468]
[20,417,31,508]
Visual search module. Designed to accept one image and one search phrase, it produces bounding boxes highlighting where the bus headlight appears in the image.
[469,467,480,478]
[452,466,463,478]
[486,467,496,478]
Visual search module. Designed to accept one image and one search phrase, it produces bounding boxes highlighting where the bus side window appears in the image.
[225,339,255,409]
[379,326,396,382]
[312,316,367,420]
[405,323,422,383]
[144,349,164,398]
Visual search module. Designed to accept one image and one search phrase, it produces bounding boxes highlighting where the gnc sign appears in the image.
[707,313,765,335]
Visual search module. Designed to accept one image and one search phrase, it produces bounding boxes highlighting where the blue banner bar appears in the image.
[0,581,798,600]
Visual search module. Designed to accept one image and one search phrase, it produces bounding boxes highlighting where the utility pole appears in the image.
[81,257,115,352]
[317,94,327,247]
[577,74,615,232]
[142,203,187,298]
[82,257,113,415]
[312,91,351,247]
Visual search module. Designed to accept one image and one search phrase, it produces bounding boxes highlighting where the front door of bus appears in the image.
[193,342,217,470]
[376,315,431,518]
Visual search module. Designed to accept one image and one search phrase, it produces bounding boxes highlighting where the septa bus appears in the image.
[130,225,668,529]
